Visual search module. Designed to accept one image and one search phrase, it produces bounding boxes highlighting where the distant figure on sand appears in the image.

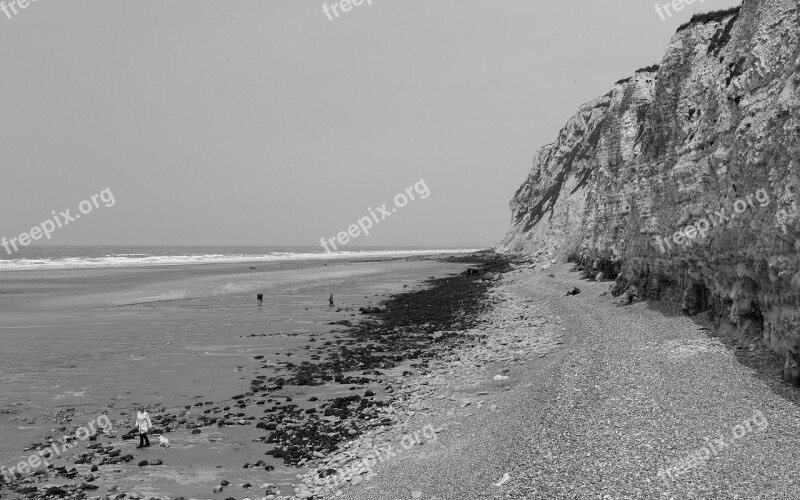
[136,407,152,449]
[329,294,334,307]
[257,293,264,306]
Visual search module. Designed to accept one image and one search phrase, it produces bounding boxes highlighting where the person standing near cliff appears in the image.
[136,406,153,449]
[329,293,334,307]
[257,293,264,306]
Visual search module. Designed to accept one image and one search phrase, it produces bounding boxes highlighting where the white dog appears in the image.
[158,435,170,448]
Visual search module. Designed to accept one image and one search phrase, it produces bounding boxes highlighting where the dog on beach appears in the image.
[158,435,170,448]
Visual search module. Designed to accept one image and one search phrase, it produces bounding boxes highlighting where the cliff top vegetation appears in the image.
[676,6,742,32]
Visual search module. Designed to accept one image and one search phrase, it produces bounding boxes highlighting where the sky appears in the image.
[0,0,742,249]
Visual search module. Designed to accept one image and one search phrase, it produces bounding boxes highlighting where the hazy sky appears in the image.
[0,0,741,248]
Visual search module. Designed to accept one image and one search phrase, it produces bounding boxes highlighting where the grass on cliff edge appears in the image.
[615,64,660,85]
[677,5,742,32]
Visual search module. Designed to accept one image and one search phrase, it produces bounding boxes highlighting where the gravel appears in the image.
[322,263,800,500]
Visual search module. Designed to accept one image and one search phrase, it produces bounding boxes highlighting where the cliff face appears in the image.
[501,0,800,385]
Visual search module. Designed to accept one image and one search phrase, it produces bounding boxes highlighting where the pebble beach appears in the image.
[319,260,800,500]
[3,254,800,500]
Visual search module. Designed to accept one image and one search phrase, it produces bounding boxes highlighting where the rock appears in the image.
[138,460,149,467]
[495,472,511,486]
[784,356,800,387]
[499,4,800,385]
[43,488,68,498]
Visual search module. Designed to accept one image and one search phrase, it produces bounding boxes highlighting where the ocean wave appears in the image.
[0,249,483,272]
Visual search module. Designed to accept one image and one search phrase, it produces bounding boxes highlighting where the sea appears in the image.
[0,245,481,272]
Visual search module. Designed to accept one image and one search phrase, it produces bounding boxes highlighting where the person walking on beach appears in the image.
[257,293,264,306]
[329,294,334,307]
[136,407,152,449]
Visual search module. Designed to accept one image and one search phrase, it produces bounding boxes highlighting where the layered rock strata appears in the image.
[501,0,800,384]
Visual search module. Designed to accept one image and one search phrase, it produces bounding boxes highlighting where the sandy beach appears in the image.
[0,255,482,499]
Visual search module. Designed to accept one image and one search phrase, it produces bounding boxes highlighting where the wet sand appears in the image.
[0,257,474,498]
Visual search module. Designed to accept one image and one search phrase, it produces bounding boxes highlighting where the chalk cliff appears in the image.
[500,0,800,385]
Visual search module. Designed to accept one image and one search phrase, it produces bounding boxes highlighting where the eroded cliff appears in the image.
[501,0,800,385]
